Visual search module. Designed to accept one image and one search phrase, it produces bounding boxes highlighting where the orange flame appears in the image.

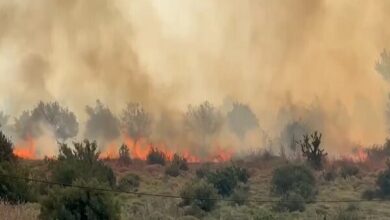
[14,136,36,159]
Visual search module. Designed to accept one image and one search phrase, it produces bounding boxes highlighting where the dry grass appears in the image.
[0,202,39,220]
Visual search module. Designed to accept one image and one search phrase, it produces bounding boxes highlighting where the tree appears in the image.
[0,111,9,128]
[14,101,79,141]
[299,131,327,170]
[227,102,259,139]
[121,103,152,145]
[376,49,390,82]
[85,100,120,142]
[0,130,15,162]
[184,101,223,149]
[280,120,309,154]
[118,144,131,165]
[51,140,116,187]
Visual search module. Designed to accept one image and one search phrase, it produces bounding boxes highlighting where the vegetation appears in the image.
[117,173,140,191]
[206,164,249,197]
[0,130,15,162]
[146,147,167,166]
[299,131,327,170]
[340,163,359,179]
[121,103,152,145]
[40,179,120,220]
[50,140,116,187]
[272,164,316,201]
[226,102,259,139]
[180,180,218,212]
[118,144,131,165]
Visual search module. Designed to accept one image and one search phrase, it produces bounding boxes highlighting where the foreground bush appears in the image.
[146,147,167,166]
[117,173,140,191]
[274,192,306,212]
[271,164,316,200]
[50,140,116,187]
[206,164,250,197]
[0,130,15,162]
[299,131,327,170]
[166,154,189,177]
[340,163,359,179]
[180,180,218,212]
[0,162,33,203]
[40,179,120,220]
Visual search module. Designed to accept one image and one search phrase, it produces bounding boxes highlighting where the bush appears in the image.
[206,165,250,197]
[340,164,359,179]
[118,144,131,165]
[0,130,15,162]
[271,164,316,200]
[117,173,140,191]
[196,163,212,178]
[253,208,276,220]
[50,140,116,187]
[298,131,327,170]
[146,147,167,166]
[274,192,306,212]
[0,162,33,203]
[172,154,188,171]
[180,180,218,212]
[40,179,120,220]
[376,161,390,196]
[323,168,337,181]
[165,163,180,177]
[333,205,361,220]
[230,183,249,206]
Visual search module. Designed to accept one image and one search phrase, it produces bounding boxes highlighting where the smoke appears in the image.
[1,0,390,157]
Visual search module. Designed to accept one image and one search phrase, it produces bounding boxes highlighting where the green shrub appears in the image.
[271,164,316,200]
[333,205,361,220]
[362,189,376,200]
[180,180,218,212]
[50,140,116,187]
[207,165,250,197]
[253,208,276,220]
[323,168,337,181]
[0,162,33,203]
[376,160,390,196]
[40,179,120,220]
[117,173,140,191]
[118,144,131,165]
[340,164,359,179]
[274,192,306,212]
[165,163,181,177]
[230,183,249,206]
[0,130,15,162]
[146,147,167,166]
[172,154,188,171]
[196,163,212,178]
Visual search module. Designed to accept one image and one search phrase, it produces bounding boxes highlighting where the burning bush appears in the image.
[206,164,250,197]
[118,144,131,165]
[179,179,218,212]
[146,147,167,166]
[40,178,120,220]
[117,173,140,191]
[50,140,116,187]
[271,164,316,201]
[299,131,327,170]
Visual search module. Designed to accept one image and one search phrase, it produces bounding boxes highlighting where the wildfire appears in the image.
[14,136,36,159]
[100,135,234,163]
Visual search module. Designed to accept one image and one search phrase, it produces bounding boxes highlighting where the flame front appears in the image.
[14,136,36,159]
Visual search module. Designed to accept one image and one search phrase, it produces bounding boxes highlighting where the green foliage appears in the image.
[274,192,306,212]
[117,173,140,191]
[376,160,390,196]
[340,164,359,179]
[333,205,361,220]
[196,163,212,179]
[0,162,33,203]
[253,208,276,220]
[40,178,120,220]
[298,131,327,170]
[180,179,218,212]
[118,144,131,165]
[230,183,249,206]
[206,165,250,197]
[50,140,116,187]
[165,163,180,177]
[0,130,15,162]
[271,164,316,200]
[146,147,167,166]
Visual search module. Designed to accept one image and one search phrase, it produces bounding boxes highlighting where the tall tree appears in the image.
[227,103,258,139]
[121,103,152,145]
